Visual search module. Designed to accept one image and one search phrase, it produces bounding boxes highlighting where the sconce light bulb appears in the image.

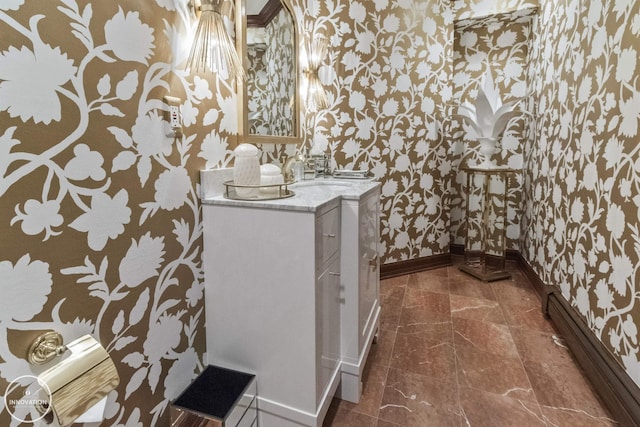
[304,34,329,111]
[186,0,245,81]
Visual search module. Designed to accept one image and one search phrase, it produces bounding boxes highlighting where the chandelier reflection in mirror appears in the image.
[303,34,329,111]
[187,0,245,80]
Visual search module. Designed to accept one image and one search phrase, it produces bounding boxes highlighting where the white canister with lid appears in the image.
[259,164,284,196]
[233,143,260,197]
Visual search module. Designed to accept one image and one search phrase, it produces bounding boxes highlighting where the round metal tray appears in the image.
[223,180,295,201]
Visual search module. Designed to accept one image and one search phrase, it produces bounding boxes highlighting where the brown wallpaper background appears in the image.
[1,0,640,425]
[315,0,453,262]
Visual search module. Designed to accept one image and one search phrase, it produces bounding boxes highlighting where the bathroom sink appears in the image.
[294,180,352,187]
[292,180,354,191]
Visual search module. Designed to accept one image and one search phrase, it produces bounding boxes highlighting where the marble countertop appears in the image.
[200,169,380,213]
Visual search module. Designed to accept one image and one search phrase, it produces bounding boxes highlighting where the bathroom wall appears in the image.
[313,0,453,262]
[522,0,640,387]
[0,1,235,425]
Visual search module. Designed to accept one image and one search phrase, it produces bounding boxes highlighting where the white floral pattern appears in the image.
[104,8,155,64]
[0,43,76,124]
[64,144,107,181]
[69,189,132,251]
[118,233,165,288]
[12,199,63,238]
[0,255,52,323]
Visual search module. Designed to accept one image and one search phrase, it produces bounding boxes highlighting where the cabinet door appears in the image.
[359,190,380,340]
[316,257,341,405]
[316,206,340,268]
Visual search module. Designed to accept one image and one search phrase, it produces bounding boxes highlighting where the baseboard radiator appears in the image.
[513,249,640,426]
[383,246,640,425]
[544,289,640,426]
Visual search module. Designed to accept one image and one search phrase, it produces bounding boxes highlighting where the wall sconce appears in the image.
[186,0,245,80]
[303,35,329,111]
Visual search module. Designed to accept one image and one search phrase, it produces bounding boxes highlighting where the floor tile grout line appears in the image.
[453,267,551,426]
[373,274,410,425]
[489,275,553,424]
[492,273,552,426]
[369,363,391,424]
[352,274,408,425]
[447,267,468,427]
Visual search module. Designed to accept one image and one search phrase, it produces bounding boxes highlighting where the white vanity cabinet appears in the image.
[338,186,381,403]
[202,199,342,427]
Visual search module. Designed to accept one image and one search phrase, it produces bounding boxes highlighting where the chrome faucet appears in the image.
[309,153,331,178]
[283,150,331,181]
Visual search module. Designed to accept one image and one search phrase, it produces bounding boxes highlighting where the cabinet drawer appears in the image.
[316,205,340,268]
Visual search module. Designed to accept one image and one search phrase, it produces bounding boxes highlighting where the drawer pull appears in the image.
[329,272,340,276]
[324,233,336,238]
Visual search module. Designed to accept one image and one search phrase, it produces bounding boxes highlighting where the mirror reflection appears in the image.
[238,0,299,143]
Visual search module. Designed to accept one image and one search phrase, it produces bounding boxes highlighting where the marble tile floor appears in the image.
[323,261,619,427]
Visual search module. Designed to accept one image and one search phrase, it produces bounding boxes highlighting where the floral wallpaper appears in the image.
[310,0,454,262]
[522,0,640,387]
[0,0,237,425]
[1,0,639,425]
[247,7,295,136]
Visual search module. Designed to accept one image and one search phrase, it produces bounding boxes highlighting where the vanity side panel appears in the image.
[202,204,317,413]
[359,188,381,348]
[338,185,381,403]
[339,199,360,364]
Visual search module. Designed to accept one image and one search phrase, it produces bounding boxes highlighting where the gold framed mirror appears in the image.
[236,0,301,144]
